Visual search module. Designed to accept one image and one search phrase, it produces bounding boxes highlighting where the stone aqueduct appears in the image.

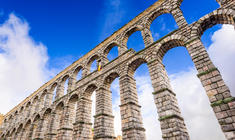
[0,0,235,139]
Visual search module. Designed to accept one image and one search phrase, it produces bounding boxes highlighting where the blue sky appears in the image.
[2,0,235,140]
[1,0,219,73]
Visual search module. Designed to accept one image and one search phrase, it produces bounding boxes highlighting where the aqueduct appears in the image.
[0,0,235,139]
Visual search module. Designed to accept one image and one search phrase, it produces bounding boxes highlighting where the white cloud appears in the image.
[207,25,235,94]
[0,14,53,114]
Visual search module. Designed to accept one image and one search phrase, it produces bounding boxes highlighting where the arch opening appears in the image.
[74,66,83,81]
[160,38,227,139]
[51,83,57,102]
[68,94,79,130]
[32,114,40,139]
[87,55,99,73]
[104,43,119,62]
[126,28,145,52]
[128,58,162,140]
[61,75,70,95]
[41,108,52,139]
[54,102,64,137]
[150,13,178,41]
[103,72,121,137]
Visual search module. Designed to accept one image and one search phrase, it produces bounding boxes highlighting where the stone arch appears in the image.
[41,108,52,139]
[61,75,70,94]
[5,131,10,139]
[50,82,57,93]
[67,94,79,130]
[103,42,120,58]
[122,25,144,48]
[10,128,16,139]
[86,54,99,73]
[31,114,41,139]
[191,8,235,38]
[103,72,120,87]
[157,35,187,61]
[8,115,13,128]
[146,7,171,28]
[15,123,23,139]
[73,84,97,139]
[51,101,64,138]
[50,82,58,102]
[24,101,31,119]
[21,119,31,139]
[84,84,98,97]
[31,96,39,116]
[13,110,18,124]
[73,65,84,81]
[55,75,70,100]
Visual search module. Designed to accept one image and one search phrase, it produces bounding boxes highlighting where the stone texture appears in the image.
[0,0,235,140]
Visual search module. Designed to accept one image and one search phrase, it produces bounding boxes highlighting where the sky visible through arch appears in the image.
[0,0,235,140]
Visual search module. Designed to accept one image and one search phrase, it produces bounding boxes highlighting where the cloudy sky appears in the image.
[0,0,235,140]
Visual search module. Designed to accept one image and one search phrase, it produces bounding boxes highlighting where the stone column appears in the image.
[73,97,92,140]
[57,106,73,140]
[45,112,57,140]
[14,113,19,125]
[147,59,190,140]
[27,123,34,140]
[93,86,115,140]
[55,84,65,100]
[171,6,187,28]
[13,130,18,140]
[44,93,53,108]
[141,27,154,47]
[99,55,109,66]
[82,67,90,77]
[33,119,44,140]
[19,128,25,140]
[119,74,146,140]
[187,38,235,139]
[26,106,32,118]
[68,77,76,92]
[119,40,128,56]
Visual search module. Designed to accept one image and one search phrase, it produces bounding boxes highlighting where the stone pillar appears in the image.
[14,113,19,125]
[27,123,34,140]
[119,40,128,55]
[57,106,73,140]
[68,77,76,92]
[82,67,90,77]
[93,86,115,140]
[33,119,44,140]
[171,6,187,28]
[45,112,57,140]
[119,74,146,140]
[13,130,18,140]
[73,97,92,140]
[31,103,37,117]
[187,39,235,139]
[19,128,25,140]
[55,84,64,100]
[141,27,154,47]
[99,55,109,66]
[44,93,53,108]
[26,106,32,118]
[147,59,190,140]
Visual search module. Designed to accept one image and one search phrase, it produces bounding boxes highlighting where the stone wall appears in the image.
[0,0,235,140]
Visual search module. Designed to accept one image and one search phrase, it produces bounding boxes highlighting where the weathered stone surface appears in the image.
[0,0,235,140]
